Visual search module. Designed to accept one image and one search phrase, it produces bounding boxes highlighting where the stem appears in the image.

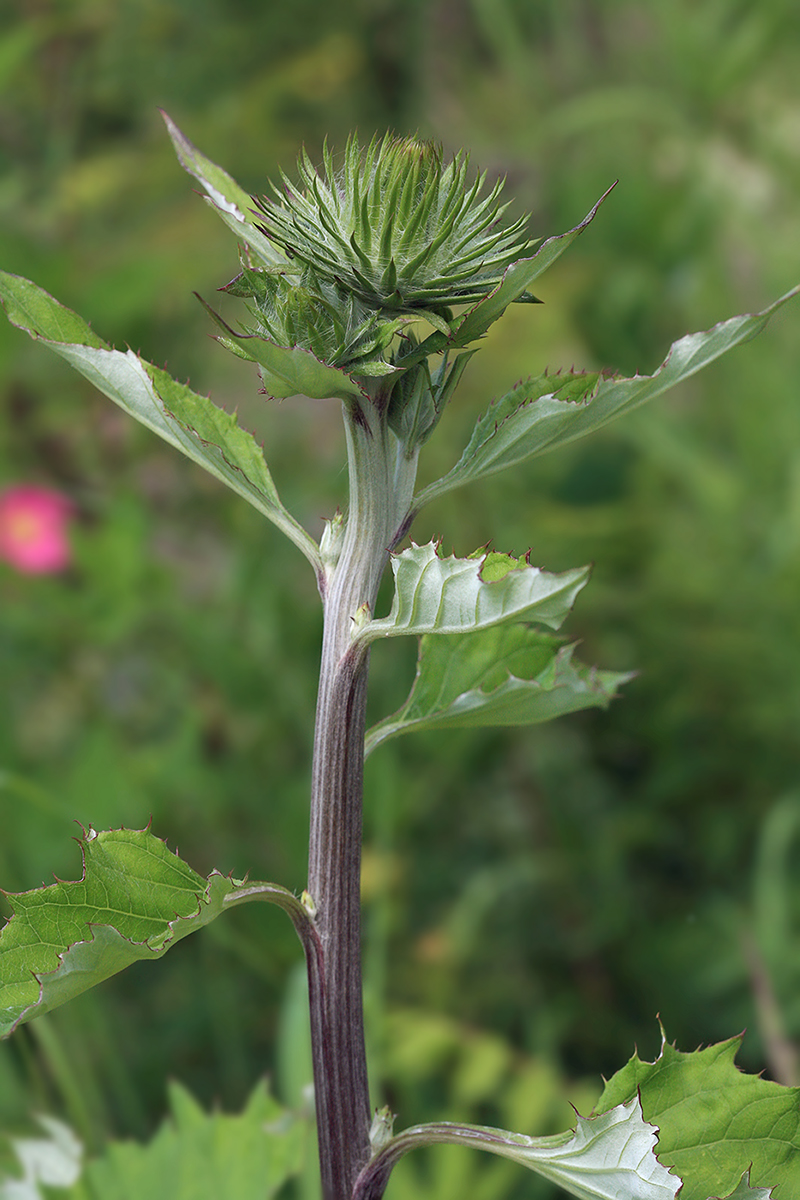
[307,391,416,1200]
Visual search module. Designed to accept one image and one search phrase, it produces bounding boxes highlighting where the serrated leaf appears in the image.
[364,626,630,755]
[0,828,309,1037]
[399,187,615,367]
[354,1097,679,1200]
[714,1170,777,1199]
[416,287,800,508]
[160,111,288,270]
[194,291,366,402]
[0,272,322,573]
[451,184,617,347]
[596,1034,799,1199]
[75,1079,305,1200]
[355,541,590,644]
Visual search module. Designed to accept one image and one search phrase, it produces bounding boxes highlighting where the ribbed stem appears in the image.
[307,393,416,1200]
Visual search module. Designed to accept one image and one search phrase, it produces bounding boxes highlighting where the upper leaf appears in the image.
[416,286,800,509]
[397,187,615,367]
[354,1096,679,1200]
[0,272,322,574]
[355,541,590,644]
[161,111,288,270]
[0,828,312,1037]
[597,1034,799,1199]
[450,184,616,347]
[364,626,631,755]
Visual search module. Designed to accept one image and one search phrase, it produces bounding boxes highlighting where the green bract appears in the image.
[253,132,536,319]
[214,267,406,379]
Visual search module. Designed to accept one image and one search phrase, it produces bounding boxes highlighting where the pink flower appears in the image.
[0,485,73,574]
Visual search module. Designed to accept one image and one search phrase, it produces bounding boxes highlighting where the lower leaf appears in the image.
[597,1032,798,1199]
[354,1096,679,1200]
[75,1080,307,1200]
[0,828,311,1037]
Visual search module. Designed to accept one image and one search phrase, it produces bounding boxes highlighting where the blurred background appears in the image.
[1,0,800,1196]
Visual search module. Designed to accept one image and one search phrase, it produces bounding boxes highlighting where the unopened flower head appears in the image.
[254,133,535,317]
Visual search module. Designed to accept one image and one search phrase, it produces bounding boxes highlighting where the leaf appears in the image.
[75,1079,306,1200]
[400,186,616,366]
[451,184,617,347]
[194,290,366,402]
[0,271,322,574]
[353,1097,679,1200]
[714,1170,777,1199]
[160,111,288,270]
[364,626,631,755]
[355,541,590,644]
[596,1034,798,1199]
[416,286,800,509]
[0,828,311,1037]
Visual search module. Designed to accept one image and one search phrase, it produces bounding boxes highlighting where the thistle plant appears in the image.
[0,118,799,1200]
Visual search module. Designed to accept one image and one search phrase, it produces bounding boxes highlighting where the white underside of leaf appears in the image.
[357,541,589,644]
[481,1099,679,1200]
[384,1098,679,1200]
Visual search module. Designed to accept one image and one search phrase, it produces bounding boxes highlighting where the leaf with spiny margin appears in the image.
[416,286,800,509]
[194,289,366,403]
[355,542,590,644]
[400,186,616,367]
[715,1171,777,1199]
[356,1097,678,1200]
[364,626,631,755]
[0,828,308,1038]
[0,271,322,572]
[73,1079,306,1200]
[160,111,288,270]
[596,1034,798,1199]
[451,184,617,348]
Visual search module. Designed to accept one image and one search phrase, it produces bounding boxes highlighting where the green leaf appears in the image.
[715,1171,777,1199]
[0,271,322,574]
[364,626,631,755]
[451,184,616,347]
[416,286,800,509]
[160,111,288,270]
[355,541,590,644]
[354,1097,679,1200]
[399,187,615,367]
[73,1079,306,1200]
[0,828,310,1037]
[596,1034,798,1199]
[194,291,366,402]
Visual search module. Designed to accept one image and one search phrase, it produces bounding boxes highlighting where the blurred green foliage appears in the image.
[1,0,800,1194]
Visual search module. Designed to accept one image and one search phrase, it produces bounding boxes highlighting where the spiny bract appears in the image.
[253,133,537,317]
